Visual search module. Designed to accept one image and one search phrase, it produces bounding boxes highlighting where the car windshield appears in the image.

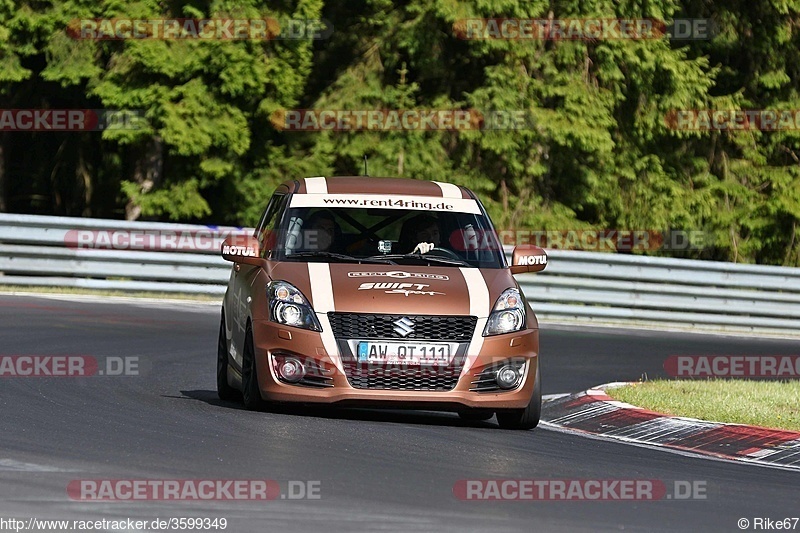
[271,202,506,269]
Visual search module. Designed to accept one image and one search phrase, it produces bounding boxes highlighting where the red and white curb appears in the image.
[541,384,800,471]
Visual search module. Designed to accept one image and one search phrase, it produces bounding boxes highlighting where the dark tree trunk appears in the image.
[125,137,163,221]
[0,137,6,212]
[77,141,93,217]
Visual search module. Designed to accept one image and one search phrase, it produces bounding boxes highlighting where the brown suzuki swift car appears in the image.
[218,176,547,429]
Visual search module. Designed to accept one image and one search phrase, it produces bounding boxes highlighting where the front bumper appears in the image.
[252,318,539,410]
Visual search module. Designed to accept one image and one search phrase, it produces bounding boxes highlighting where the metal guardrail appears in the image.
[2,213,800,335]
[525,253,800,334]
[0,213,233,295]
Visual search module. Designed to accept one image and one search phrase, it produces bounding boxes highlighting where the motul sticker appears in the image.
[517,255,547,265]
[222,244,257,257]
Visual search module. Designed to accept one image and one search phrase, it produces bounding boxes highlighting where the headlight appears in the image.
[483,288,526,336]
[267,281,322,331]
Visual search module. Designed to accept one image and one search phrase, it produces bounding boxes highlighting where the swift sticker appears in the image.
[357,282,445,296]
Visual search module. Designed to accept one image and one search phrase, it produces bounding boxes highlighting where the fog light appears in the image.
[278,358,305,383]
[496,365,521,389]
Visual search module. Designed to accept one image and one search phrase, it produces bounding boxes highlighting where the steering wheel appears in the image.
[426,247,462,260]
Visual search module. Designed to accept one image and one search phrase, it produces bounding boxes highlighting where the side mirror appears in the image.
[509,245,548,274]
[221,235,264,267]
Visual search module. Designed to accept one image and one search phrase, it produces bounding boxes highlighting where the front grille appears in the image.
[329,313,476,341]
[331,313,474,391]
[343,362,461,391]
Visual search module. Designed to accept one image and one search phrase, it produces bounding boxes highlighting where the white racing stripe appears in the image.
[307,263,335,312]
[434,181,462,198]
[459,268,490,375]
[307,263,344,373]
[304,177,328,194]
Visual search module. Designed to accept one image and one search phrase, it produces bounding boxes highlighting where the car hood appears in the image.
[268,262,515,317]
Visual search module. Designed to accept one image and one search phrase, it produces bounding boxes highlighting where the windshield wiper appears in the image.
[368,254,471,267]
[286,251,397,265]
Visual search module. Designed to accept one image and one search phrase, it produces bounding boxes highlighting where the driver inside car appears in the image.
[399,214,441,254]
[304,209,341,252]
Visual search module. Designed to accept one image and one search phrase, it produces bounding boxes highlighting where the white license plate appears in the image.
[357,342,452,365]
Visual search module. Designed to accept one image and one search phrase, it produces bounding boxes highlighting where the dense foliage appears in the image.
[1,0,799,265]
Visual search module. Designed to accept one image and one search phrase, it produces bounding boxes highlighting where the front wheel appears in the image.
[496,363,541,430]
[241,322,269,411]
[217,311,239,401]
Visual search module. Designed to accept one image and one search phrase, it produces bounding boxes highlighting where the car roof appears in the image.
[281,176,473,199]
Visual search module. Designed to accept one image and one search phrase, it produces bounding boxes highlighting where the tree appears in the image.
[1,0,800,265]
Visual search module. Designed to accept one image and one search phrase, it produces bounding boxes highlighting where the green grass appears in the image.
[0,285,221,302]
[607,379,800,431]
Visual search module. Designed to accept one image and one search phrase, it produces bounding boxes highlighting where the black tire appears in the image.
[241,322,269,411]
[496,363,542,430]
[458,410,495,422]
[217,311,239,401]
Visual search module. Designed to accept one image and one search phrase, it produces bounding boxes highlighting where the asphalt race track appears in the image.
[1,294,798,532]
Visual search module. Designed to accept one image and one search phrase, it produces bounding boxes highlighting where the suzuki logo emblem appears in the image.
[393,317,415,337]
